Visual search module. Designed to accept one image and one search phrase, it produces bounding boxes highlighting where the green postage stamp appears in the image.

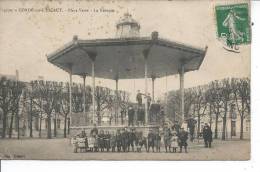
[215,3,251,53]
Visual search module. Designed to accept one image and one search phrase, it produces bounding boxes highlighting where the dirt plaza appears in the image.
[0,138,250,160]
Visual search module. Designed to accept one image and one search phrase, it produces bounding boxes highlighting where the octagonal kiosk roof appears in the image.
[47,33,207,80]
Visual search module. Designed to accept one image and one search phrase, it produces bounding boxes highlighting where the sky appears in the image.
[0,0,250,101]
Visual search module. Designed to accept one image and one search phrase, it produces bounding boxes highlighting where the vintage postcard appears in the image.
[0,0,251,160]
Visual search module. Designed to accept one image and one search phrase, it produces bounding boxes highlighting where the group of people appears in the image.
[126,90,165,126]
[71,123,197,153]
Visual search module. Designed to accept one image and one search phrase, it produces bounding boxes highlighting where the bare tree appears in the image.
[95,86,112,125]
[59,83,70,138]
[118,90,130,125]
[8,80,24,138]
[167,88,195,123]
[0,77,24,138]
[232,78,250,139]
[192,86,207,139]
[219,78,233,140]
[208,80,224,139]
[33,81,61,139]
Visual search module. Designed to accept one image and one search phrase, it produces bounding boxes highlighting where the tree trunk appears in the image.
[214,111,219,139]
[9,111,15,138]
[97,103,101,125]
[2,110,7,138]
[67,118,70,135]
[209,105,212,129]
[17,115,20,139]
[64,115,67,138]
[240,102,245,140]
[53,116,57,137]
[222,103,227,140]
[197,112,201,139]
[39,117,42,138]
[47,114,52,139]
[240,116,244,140]
[39,108,42,138]
[29,98,33,138]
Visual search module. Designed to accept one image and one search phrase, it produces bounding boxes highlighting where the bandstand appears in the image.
[47,13,207,135]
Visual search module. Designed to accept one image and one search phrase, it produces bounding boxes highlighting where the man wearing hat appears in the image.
[128,105,135,126]
[121,128,129,152]
[128,128,136,152]
[136,90,143,106]
[178,127,188,153]
[147,129,155,152]
[202,123,213,148]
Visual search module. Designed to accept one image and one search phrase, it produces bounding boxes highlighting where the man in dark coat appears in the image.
[136,90,143,106]
[121,128,129,152]
[178,128,188,153]
[163,127,171,153]
[128,105,135,126]
[104,131,111,152]
[154,130,161,152]
[202,123,213,148]
[137,107,145,125]
[98,130,105,152]
[187,118,197,142]
[116,129,122,152]
[128,129,136,152]
[147,130,155,152]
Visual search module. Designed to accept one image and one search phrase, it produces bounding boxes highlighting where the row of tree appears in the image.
[0,77,130,139]
[166,77,250,140]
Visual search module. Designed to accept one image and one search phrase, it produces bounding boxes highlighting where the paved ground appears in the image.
[0,138,250,160]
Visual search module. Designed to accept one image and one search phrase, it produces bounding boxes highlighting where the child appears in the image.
[170,131,178,153]
[110,131,117,152]
[77,137,86,153]
[154,131,161,153]
[71,136,78,153]
[88,135,95,152]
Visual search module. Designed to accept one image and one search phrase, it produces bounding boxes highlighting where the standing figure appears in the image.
[104,131,111,152]
[163,127,171,153]
[136,132,147,152]
[88,135,95,152]
[147,130,155,152]
[178,128,188,153]
[202,123,213,148]
[154,130,161,152]
[128,105,135,126]
[128,129,136,152]
[94,135,99,152]
[71,136,78,153]
[136,90,143,106]
[160,107,165,125]
[170,131,179,153]
[137,107,145,126]
[110,131,117,152]
[187,118,197,142]
[121,128,129,152]
[98,130,105,152]
[116,129,122,152]
[146,93,152,110]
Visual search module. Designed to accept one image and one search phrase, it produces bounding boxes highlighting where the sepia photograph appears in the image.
[0,0,251,160]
